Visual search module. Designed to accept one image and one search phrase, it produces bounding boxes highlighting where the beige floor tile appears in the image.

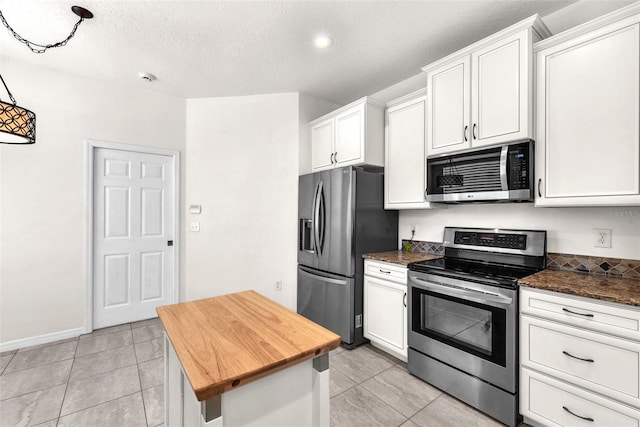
[330,385,407,427]
[139,357,164,390]
[0,359,72,400]
[134,338,163,363]
[58,392,146,427]
[132,323,164,344]
[60,364,140,416]
[330,345,396,384]
[330,366,357,397]
[79,324,131,340]
[0,384,65,426]
[75,330,133,357]
[142,385,164,427]
[409,393,503,427]
[69,344,137,382]
[131,317,161,330]
[4,341,77,374]
[361,365,441,417]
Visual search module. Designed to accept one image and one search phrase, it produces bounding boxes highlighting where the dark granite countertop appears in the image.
[519,269,640,307]
[363,251,441,267]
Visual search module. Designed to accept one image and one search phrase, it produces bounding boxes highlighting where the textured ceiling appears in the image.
[0,0,582,105]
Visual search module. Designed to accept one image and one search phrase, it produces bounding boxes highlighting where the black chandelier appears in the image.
[0,5,93,144]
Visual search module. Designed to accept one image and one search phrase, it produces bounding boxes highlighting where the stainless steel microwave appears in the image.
[426,140,533,203]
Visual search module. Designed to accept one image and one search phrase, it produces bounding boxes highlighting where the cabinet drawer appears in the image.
[521,287,640,341]
[521,367,640,427]
[364,260,407,284]
[521,315,640,408]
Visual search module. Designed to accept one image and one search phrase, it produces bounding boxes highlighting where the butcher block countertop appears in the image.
[156,290,340,401]
[519,269,640,307]
[363,250,441,266]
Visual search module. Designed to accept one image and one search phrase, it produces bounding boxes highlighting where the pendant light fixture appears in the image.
[0,5,93,144]
[0,74,36,144]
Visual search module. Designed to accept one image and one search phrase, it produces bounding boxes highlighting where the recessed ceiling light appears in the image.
[314,35,334,49]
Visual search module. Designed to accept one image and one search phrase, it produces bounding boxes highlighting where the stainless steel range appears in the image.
[407,227,546,427]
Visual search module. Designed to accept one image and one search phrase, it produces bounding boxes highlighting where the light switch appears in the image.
[189,205,202,214]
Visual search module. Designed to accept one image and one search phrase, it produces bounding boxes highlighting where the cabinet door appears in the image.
[427,57,471,155]
[334,104,365,167]
[311,118,335,171]
[472,29,530,147]
[364,275,407,357]
[536,19,640,206]
[385,96,430,209]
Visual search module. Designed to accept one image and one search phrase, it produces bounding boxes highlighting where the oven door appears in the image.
[408,271,517,393]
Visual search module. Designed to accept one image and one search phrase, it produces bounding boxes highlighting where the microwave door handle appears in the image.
[409,276,513,306]
[500,145,509,191]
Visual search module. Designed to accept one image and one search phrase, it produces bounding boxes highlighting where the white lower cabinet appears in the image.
[363,260,407,361]
[520,287,640,426]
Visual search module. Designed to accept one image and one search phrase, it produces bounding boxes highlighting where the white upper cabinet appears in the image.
[427,57,471,155]
[424,15,549,156]
[535,5,640,206]
[309,97,384,172]
[385,89,431,209]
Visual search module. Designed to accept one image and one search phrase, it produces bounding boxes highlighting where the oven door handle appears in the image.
[409,277,513,306]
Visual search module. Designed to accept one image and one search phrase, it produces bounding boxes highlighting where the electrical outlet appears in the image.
[275,281,282,291]
[594,228,612,248]
[190,222,200,232]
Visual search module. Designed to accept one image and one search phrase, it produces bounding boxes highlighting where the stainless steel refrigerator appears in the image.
[297,166,398,348]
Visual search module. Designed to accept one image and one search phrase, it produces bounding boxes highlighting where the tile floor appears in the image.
[1,319,504,427]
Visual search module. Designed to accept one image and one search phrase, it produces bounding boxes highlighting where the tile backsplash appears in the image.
[403,240,640,280]
[547,252,640,280]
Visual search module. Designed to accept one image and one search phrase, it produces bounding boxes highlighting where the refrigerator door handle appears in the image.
[314,181,324,256]
[318,182,325,255]
[299,266,348,286]
[312,182,320,255]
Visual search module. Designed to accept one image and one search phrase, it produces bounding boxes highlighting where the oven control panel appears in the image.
[454,231,527,249]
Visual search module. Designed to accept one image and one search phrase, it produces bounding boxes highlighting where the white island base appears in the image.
[165,335,331,427]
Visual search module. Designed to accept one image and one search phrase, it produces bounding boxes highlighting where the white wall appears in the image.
[0,58,186,346]
[399,204,640,259]
[185,93,301,309]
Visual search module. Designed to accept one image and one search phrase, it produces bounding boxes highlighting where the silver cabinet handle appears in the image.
[472,123,477,139]
[379,269,391,274]
[464,125,468,142]
[330,152,334,164]
[538,178,542,197]
[562,350,594,363]
[403,292,407,307]
[563,406,594,422]
[334,152,338,163]
[562,307,594,318]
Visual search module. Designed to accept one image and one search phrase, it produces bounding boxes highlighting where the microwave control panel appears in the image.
[454,231,527,250]
[507,144,530,190]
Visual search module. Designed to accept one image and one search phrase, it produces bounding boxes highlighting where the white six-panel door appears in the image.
[93,147,175,329]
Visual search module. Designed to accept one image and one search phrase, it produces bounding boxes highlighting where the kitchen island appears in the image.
[157,290,340,427]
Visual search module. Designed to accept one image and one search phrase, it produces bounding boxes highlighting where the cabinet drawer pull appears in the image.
[562,307,594,318]
[379,269,391,274]
[472,123,477,139]
[330,153,334,164]
[562,350,594,363]
[562,406,594,422]
[403,292,407,307]
[464,125,468,142]
[334,152,338,163]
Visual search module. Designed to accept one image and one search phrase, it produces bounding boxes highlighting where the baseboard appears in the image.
[0,327,86,352]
